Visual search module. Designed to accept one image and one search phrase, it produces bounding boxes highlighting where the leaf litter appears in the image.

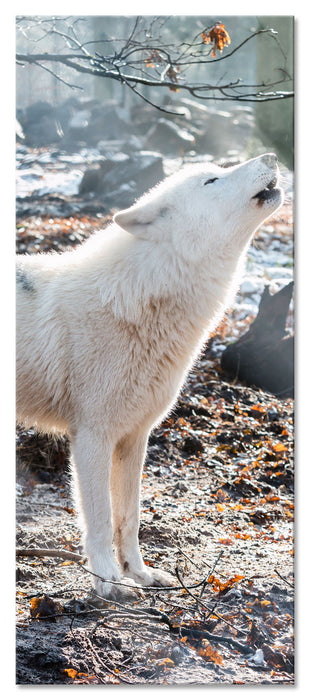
[16,206,294,685]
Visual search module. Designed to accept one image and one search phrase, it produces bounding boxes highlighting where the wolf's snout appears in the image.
[261,153,278,167]
[251,152,283,207]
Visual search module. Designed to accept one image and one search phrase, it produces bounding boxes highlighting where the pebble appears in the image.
[173,480,188,493]
[248,648,266,666]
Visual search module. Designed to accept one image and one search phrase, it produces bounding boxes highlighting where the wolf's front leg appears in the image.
[111,429,176,588]
[71,427,139,600]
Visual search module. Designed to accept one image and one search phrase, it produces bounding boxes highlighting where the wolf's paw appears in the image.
[93,575,144,602]
[127,565,176,588]
[86,551,144,602]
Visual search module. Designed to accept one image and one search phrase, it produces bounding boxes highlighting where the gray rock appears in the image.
[24,100,53,124]
[145,118,195,154]
[79,151,164,203]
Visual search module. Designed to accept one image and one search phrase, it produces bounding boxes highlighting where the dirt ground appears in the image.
[16,348,294,686]
[15,207,294,686]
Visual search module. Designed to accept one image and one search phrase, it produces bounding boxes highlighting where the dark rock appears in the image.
[172,480,188,495]
[182,434,204,454]
[250,508,270,524]
[78,165,105,195]
[18,100,65,146]
[268,409,280,421]
[24,115,64,146]
[79,151,164,205]
[66,101,131,145]
[17,94,255,159]
[24,100,53,124]
[79,153,129,194]
[221,283,294,397]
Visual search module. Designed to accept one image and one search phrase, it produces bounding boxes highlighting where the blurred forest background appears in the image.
[16,15,294,168]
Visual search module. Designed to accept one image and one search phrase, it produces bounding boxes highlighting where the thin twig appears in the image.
[274,568,294,589]
[84,634,133,684]
[32,59,84,90]
[177,547,209,571]
[198,549,224,604]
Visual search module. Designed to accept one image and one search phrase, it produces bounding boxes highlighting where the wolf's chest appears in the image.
[117,318,200,420]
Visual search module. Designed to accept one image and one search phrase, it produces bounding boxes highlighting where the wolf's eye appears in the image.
[203,177,218,186]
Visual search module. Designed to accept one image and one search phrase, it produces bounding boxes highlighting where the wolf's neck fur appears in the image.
[70,222,247,327]
[33,220,248,342]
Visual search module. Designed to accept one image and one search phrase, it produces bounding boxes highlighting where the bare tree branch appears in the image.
[16,16,294,107]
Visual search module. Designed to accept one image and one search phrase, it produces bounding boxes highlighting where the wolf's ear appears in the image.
[113,200,169,238]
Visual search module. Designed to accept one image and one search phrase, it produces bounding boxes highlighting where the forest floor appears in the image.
[16,206,294,686]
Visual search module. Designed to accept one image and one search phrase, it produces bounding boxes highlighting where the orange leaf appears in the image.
[198,643,223,665]
[272,442,288,453]
[158,657,175,667]
[64,668,78,679]
[203,22,231,55]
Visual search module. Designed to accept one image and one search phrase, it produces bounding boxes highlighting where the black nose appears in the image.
[261,153,278,167]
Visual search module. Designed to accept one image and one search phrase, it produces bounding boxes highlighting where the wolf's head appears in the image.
[113,154,284,262]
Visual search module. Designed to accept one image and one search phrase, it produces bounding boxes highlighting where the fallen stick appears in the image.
[16,547,84,563]
[144,605,252,655]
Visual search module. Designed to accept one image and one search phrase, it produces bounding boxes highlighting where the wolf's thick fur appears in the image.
[16,154,283,598]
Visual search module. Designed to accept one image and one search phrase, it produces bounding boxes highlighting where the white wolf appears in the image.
[16,153,283,599]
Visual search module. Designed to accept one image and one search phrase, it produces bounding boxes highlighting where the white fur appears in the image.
[16,154,283,598]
